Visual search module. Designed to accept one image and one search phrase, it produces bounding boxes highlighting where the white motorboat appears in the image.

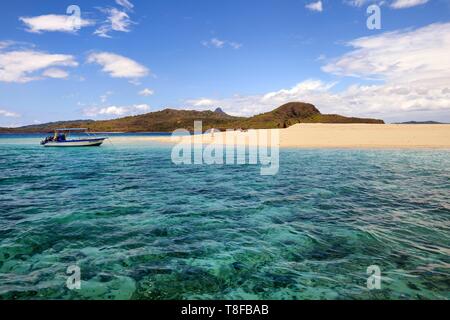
[41,128,107,147]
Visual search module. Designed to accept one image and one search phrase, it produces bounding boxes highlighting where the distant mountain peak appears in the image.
[214,107,227,115]
[396,121,445,124]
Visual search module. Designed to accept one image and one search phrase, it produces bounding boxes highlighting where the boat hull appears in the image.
[42,138,106,147]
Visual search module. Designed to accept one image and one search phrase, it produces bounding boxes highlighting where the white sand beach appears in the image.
[112,124,450,149]
[278,124,450,148]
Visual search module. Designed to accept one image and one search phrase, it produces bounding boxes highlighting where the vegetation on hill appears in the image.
[395,121,446,124]
[235,102,384,128]
[0,102,384,133]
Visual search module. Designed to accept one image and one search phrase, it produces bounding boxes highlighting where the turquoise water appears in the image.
[0,135,449,300]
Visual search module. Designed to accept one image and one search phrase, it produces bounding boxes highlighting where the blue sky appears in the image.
[1,0,449,126]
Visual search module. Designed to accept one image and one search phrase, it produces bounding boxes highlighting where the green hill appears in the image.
[395,121,446,124]
[236,102,383,128]
[0,102,384,133]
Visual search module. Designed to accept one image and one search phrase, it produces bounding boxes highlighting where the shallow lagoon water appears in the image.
[0,134,449,300]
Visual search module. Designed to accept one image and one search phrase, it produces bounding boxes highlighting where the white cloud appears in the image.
[87,52,149,80]
[83,104,150,118]
[107,10,131,32]
[134,104,151,112]
[262,80,336,101]
[185,80,338,117]
[343,0,374,7]
[42,68,69,79]
[344,0,429,9]
[0,41,15,50]
[100,91,114,103]
[186,98,219,107]
[390,0,429,8]
[116,0,134,11]
[210,38,225,48]
[202,38,242,49]
[139,88,154,96]
[229,42,243,50]
[1,122,22,128]
[99,106,127,116]
[94,8,133,38]
[185,78,450,121]
[322,23,450,85]
[184,23,450,121]
[0,49,77,83]
[305,1,323,12]
[19,14,93,33]
[0,109,20,117]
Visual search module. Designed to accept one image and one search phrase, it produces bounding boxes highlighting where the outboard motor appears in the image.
[41,136,52,145]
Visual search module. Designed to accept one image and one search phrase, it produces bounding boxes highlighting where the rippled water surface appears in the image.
[0,135,449,300]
